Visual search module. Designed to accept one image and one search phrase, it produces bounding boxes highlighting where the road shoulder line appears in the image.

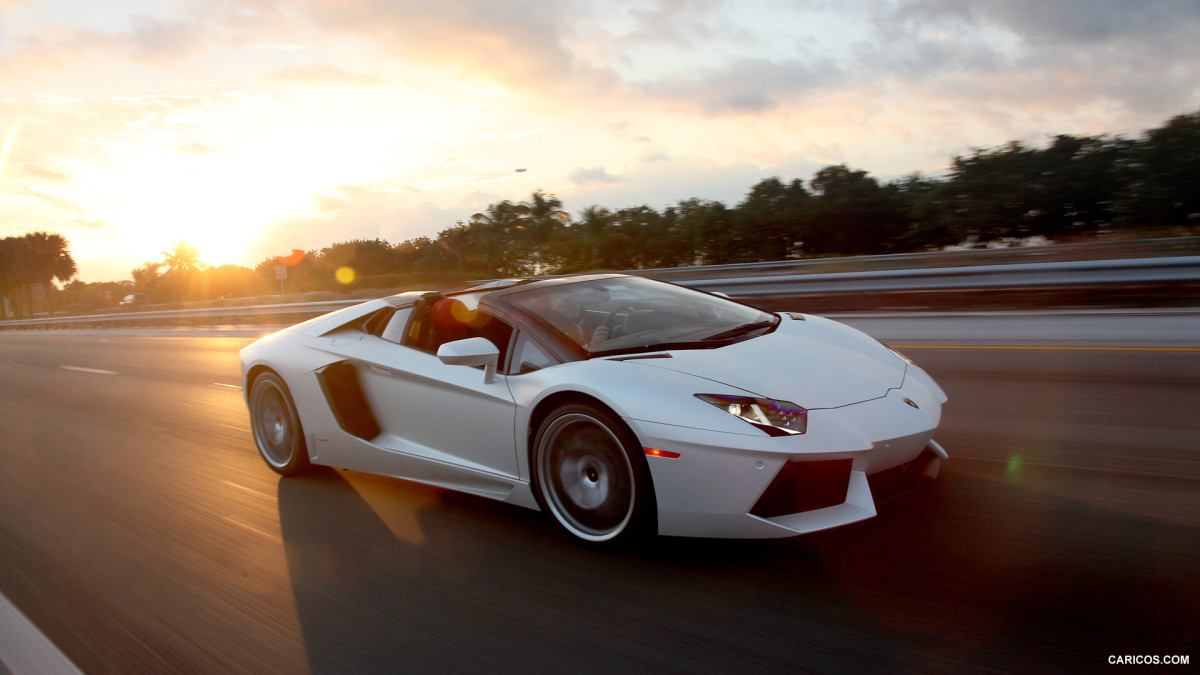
[0,592,83,675]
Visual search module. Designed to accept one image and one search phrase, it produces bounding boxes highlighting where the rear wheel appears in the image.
[249,372,310,475]
[533,402,655,546]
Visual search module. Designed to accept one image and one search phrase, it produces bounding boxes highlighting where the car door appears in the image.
[356,299,520,479]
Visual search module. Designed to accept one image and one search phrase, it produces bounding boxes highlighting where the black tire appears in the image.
[249,372,311,476]
[532,402,655,546]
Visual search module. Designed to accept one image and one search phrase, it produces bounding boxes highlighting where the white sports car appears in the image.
[241,274,948,546]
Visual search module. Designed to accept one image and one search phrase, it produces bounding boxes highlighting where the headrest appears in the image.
[432,298,468,332]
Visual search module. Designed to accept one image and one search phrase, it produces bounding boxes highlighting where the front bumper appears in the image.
[630,380,948,539]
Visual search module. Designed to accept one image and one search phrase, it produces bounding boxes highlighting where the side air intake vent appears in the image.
[317,361,381,441]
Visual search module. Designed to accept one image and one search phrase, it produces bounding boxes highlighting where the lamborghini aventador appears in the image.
[240,274,949,546]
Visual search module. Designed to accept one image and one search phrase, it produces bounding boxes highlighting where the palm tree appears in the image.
[575,206,613,267]
[130,261,162,297]
[526,190,567,223]
[131,261,161,285]
[162,240,204,302]
[518,190,569,272]
[469,201,523,276]
[3,232,77,316]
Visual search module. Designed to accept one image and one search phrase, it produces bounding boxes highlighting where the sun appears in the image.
[90,146,328,271]
[117,190,267,270]
[61,78,483,278]
[186,229,254,270]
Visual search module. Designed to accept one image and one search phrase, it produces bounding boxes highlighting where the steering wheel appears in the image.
[594,305,637,340]
[602,305,636,329]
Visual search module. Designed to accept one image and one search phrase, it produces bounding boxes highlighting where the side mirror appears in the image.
[437,337,500,383]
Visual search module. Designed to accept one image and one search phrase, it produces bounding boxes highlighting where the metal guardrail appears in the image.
[677,256,1200,295]
[636,235,1200,279]
[0,300,360,330]
[3,256,1199,330]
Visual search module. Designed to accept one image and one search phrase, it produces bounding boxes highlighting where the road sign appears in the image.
[275,265,287,280]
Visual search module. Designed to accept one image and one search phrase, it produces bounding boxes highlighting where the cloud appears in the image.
[20,163,71,181]
[251,44,312,51]
[310,184,395,215]
[177,141,217,155]
[72,218,109,230]
[129,16,204,61]
[312,193,349,214]
[568,166,619,186]
[14,184,85,213]
[267,62,384,86]
[562,153,822,214]
[636,57,842,115]
[872,0,1200,114]
[298,0,616,93]
[892,0,1200,44]
[0,14,202,84]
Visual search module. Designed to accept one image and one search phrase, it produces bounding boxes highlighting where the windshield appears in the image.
[507,276,777,356]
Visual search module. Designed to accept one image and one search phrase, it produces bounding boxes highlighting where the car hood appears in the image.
[632,315,906,409]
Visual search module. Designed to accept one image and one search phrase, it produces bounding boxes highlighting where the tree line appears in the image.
[5,109,1199,314]
[249,110,1199,292]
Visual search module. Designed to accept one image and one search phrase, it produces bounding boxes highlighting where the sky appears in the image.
[1,0,1198,283]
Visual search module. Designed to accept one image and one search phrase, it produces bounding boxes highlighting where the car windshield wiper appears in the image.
[702,317,779,342]
[588,340,713,358]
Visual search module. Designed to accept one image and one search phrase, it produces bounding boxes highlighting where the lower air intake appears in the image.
[751,459,853,518]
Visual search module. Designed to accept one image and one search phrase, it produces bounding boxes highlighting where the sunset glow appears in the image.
[0,1,1197,282]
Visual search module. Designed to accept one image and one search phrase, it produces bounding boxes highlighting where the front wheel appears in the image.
[533,403,655,546]
[249,372,310,476]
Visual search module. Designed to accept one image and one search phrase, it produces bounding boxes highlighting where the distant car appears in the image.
[119,293,147,308]
[240,274,948,546]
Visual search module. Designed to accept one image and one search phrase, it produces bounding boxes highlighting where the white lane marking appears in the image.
[212,383,242,390]
[0,591,84,674]
[60,366,118,375]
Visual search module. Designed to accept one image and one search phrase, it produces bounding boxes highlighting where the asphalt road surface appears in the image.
[0,313,1196,673]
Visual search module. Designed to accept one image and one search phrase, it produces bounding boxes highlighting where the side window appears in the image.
[404,297,515,370]
[379,308,413,344]
[510,332,557,374]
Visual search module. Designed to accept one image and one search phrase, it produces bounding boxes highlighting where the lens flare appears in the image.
[335,267,356,285]
[1006,453,1023,478]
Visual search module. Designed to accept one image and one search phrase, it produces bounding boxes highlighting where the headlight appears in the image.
[695,394,808,436]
